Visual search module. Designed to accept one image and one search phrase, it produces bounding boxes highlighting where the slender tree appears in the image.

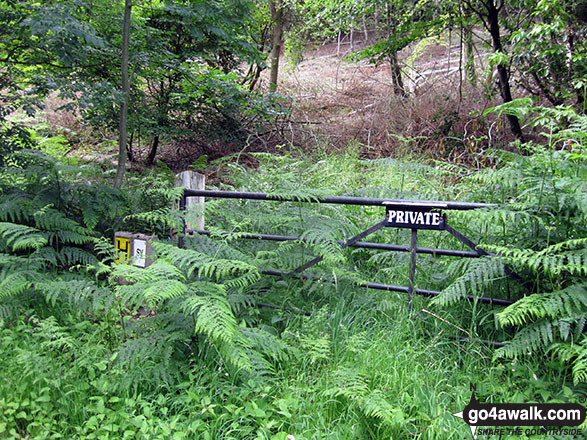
[269,0,283,90]
[115,0,132,188]
[462,0,524,139]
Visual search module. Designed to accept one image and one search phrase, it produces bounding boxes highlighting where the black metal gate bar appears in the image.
[359,281,513,305]
[189,229,481,258]
[260,269,514,306]
[183,189,496,210]
[291,219,387,274]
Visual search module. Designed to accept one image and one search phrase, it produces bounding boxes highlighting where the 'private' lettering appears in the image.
[386,208,445,230]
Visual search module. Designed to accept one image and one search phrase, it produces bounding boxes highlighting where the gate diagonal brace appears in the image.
[445,222,526,284]
[291,219,388,275]
[444,223,488,256]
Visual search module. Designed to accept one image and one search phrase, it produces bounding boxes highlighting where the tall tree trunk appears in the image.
[114,0,132,188]
[269,0,283,91]
[486,0,523,139]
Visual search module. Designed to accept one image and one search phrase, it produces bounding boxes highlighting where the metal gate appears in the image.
[179,189,514,310]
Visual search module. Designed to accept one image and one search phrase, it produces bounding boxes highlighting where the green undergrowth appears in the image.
[1,104,586,439]
[1,291,579,440]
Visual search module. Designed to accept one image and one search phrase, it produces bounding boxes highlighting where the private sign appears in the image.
[384,202,446,230]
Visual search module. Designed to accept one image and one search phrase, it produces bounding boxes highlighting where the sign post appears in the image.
[383,201,448,309]
[408,228,418,309]
[114,231,133,264]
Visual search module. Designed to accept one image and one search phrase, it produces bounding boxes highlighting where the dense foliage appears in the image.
[1,0,587,439]
[433,103,587,383]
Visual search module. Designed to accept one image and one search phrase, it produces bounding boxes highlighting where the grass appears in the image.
[1,286,579,439]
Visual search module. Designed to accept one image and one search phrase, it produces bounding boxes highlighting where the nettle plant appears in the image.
[433,104,587,383]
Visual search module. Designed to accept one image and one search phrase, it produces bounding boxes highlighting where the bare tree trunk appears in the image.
[462,13,476,85]
[350,15,354,51]
[146,135,159,167]
[115,0,132,188]
[464,27,475,82]
[127,131,134,162]
[269,0,283,91]
[389,52,405,97]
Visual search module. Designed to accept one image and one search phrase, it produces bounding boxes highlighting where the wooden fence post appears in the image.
[175,170,205,231]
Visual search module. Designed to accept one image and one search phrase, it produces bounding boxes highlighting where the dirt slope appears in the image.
[273,35,496,160]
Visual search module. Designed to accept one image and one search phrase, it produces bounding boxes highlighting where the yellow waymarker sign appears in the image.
[114,237,131,263]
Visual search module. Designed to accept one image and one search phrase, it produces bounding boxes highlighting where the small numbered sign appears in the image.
[133,239,147,268]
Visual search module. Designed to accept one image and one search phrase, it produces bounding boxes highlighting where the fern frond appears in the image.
[322,367,368,398]
[540,238,587,255]
[0,270,34,300]
[551,337,587,384]
[0,222,48,251]
[35,316,76,352]
[33,206,91,238]
[91,237,117,263]
[432,257,506,306]
[125,207,183,232]
[58,247,100,266]
[358,391,405,425]
[53,229,95,245]
[497,285,587,327]
[110,260,185,285]
[240,327,293,363]
[152,241,212,278]
[0,303,18,319]
[0,253,38,270]
[300,225,345,265]
[181,287,236,344]
[299,331,331,364]
[494,319,555,359]
[217,330,252,372]
[111,327,185,393]
[29,247,59,267]
[0,194,36,223]
[36,279,109,311]
[143,280,188,307]
[486,243,587,277]
[457,208,541,230]
[266,189,323,203]
[198,258,259,282]
[224,270,261,290]
[322,368,404,425]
